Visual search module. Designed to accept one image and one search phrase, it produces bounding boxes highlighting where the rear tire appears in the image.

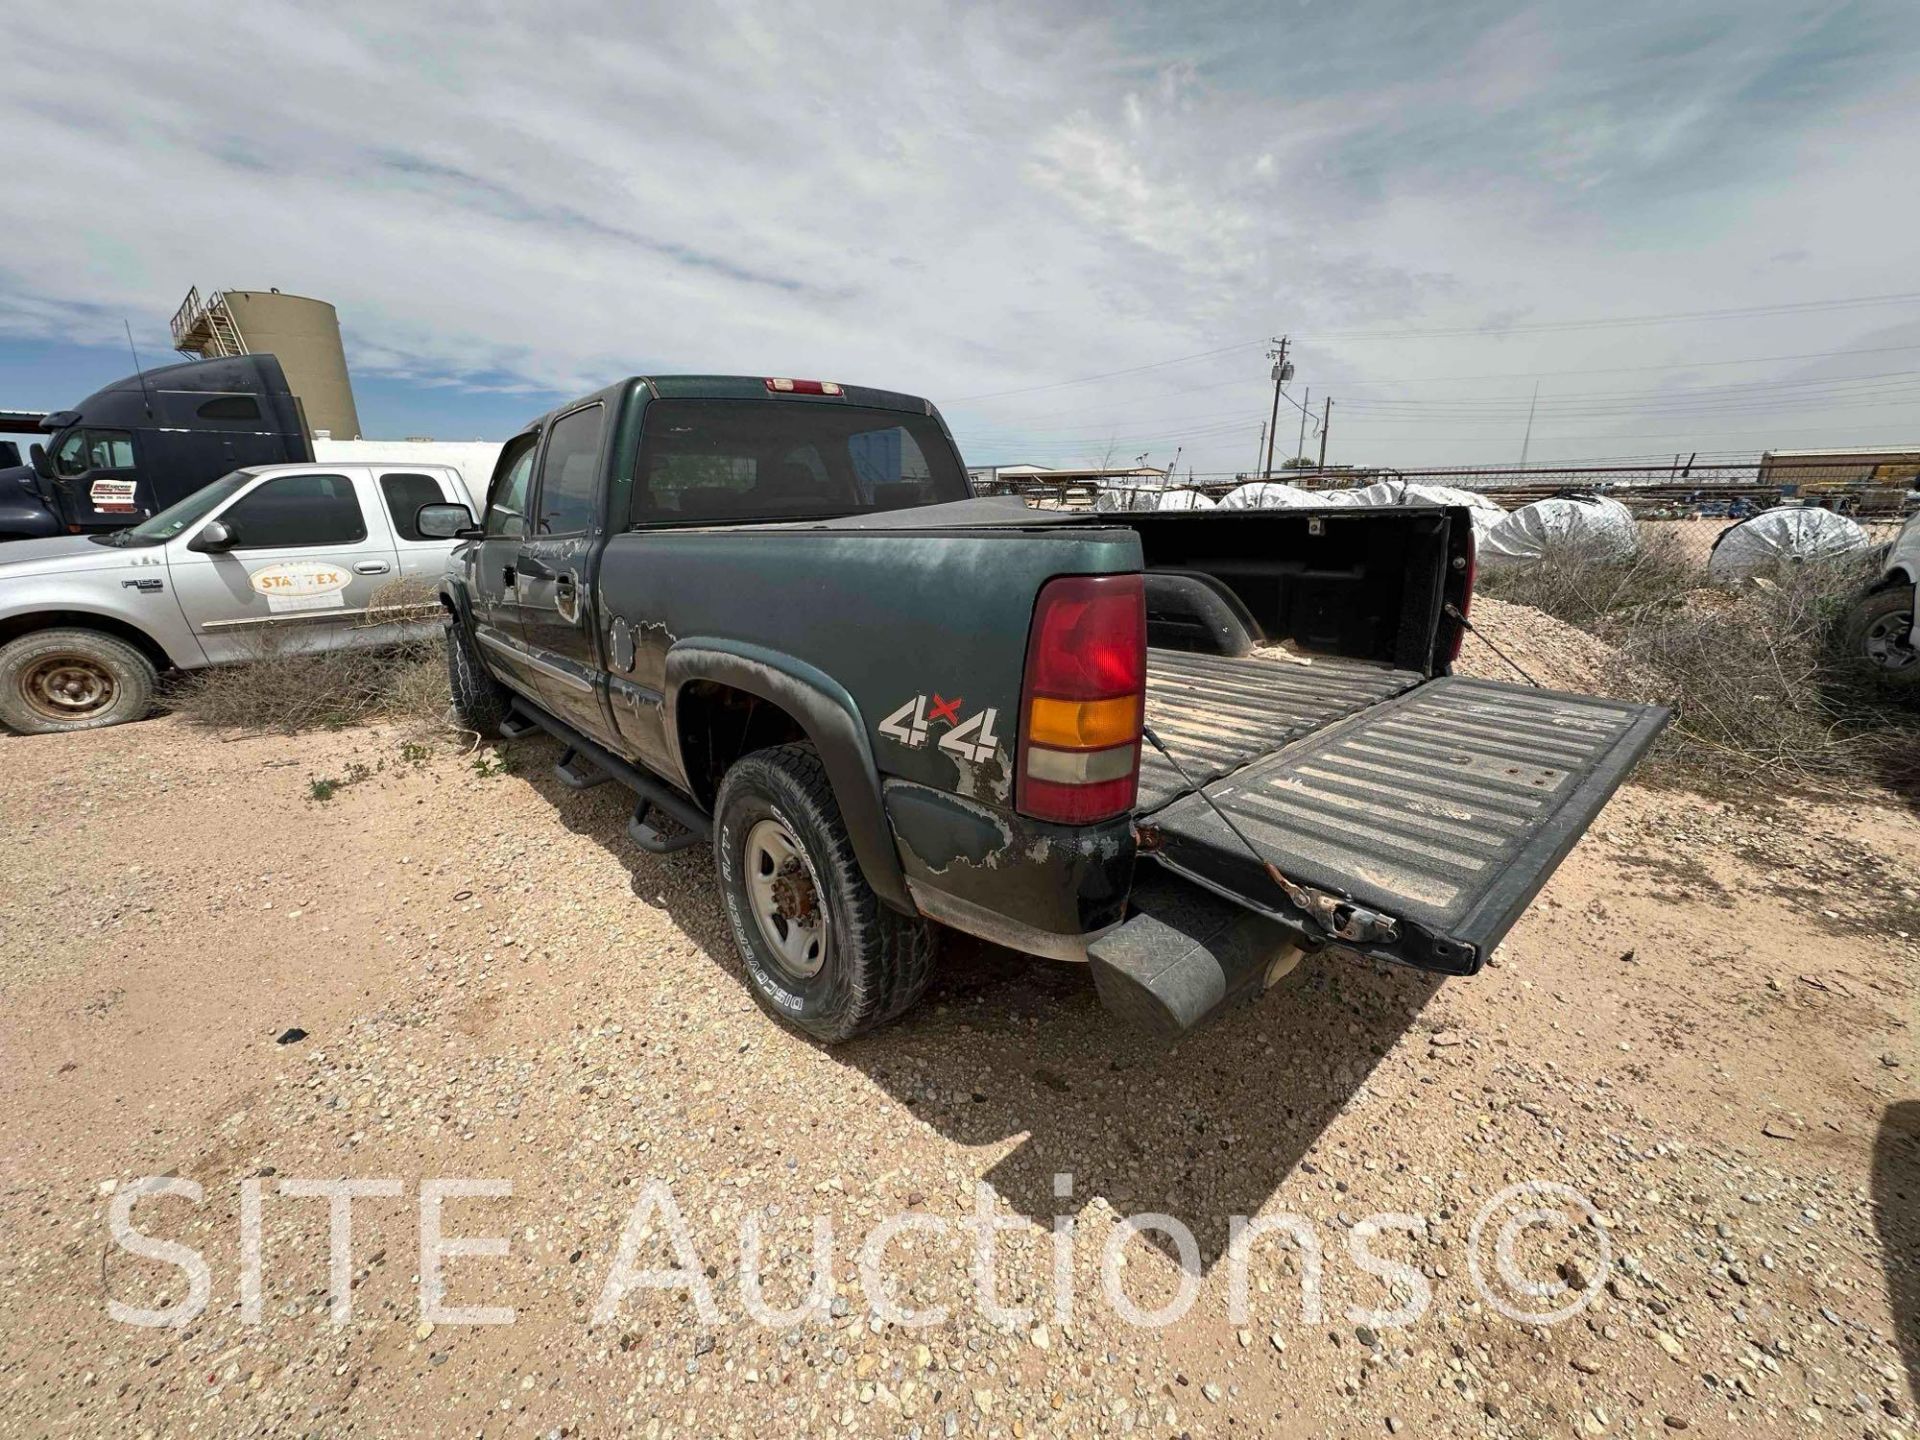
[0,628,157,734]
[445,615,510,736]
[1836,586,1918,690]
[714,743,936,1042]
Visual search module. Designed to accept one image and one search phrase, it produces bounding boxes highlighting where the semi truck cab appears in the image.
[0,354,313,540]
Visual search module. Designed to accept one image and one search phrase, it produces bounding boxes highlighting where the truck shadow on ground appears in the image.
[508,740,1441,1273]
[1874,1101,1920,1407]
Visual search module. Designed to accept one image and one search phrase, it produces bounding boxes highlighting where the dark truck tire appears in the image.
[446,617,511,737]
[0,627,158,734]
[1836,586,1918,690]
[714,742,935,1042]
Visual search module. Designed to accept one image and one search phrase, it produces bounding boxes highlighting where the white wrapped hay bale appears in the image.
[1092,478,1168,512]
[1321,480,1506,544]
[1216,482,1326,510]
[1706,506,1869,581]
[1480,495,1639,569]
[1151,488,1216,511]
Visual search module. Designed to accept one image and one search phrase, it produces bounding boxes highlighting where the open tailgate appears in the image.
[1140,676,1669,974]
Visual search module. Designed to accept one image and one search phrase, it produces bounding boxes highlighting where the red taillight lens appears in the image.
[1017,574,1146,824]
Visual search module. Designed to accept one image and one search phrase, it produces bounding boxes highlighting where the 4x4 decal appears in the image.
[879,694,1002,764]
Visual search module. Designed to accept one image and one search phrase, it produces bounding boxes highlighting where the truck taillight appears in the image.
[765,377,843,395]
[1016,574,1145,825]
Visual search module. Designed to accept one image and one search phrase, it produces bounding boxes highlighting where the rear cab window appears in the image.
[379,471,451,542]
[630,401,967,527]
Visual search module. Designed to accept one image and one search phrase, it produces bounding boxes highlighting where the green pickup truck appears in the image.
[426,375,1667,1042]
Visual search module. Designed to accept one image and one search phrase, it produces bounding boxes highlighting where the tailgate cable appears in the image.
[1140,724,1400,946]
[1444,602,1542,688]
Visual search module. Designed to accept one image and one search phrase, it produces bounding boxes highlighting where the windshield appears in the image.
[91,471,253,547]
[631,401,969,526]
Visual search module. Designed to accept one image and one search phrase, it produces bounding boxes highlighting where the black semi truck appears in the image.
[0,354,313,540]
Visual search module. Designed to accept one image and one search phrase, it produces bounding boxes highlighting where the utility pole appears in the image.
[1517,381,1540,468]
[1263,336,1290,479]
[1318,396,1332,470]
[1296,387,1311,468]
[1254,421,1266,479]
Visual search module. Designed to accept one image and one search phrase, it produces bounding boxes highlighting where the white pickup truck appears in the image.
[0,461,479,733]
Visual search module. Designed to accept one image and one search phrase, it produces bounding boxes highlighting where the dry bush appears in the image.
[1478,528,1701,630]
[170,580,450,734]
[1601,553,1916,792]
[1484,534,1915,794]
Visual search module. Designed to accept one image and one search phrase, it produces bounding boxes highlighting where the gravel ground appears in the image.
[1,620,1915,1438]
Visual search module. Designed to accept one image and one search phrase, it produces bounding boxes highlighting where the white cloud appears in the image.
[3,0,1918,469]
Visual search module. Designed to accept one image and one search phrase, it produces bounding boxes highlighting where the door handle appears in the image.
[554,570,581,625]
[354,560,392,575]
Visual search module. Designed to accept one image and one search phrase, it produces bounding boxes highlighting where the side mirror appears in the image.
[416,502,480,540]
[188,519,238,553]
[30,444,51,480]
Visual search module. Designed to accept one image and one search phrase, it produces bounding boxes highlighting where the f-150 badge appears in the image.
[879,694,1002,764]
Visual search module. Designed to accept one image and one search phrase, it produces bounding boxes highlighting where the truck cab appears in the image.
[0,354,312,540]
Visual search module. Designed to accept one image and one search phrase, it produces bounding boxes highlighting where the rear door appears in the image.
[165,470,401,664]
[514,401,614,743]
[1142,677,1668,974]
[374,466,469,637]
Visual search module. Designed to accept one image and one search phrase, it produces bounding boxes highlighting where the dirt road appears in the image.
[1,708,1914,1438]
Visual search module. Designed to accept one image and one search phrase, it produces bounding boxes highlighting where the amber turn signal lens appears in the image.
[1027,693,1140,750]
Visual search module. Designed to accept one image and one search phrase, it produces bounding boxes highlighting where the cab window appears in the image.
[379,472,448,542]
[220,473,366,549]
[533,405,606,535]
[52,429,135,476]
[485,437,538,538]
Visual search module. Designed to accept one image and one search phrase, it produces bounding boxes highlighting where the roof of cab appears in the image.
[518,376,938,435]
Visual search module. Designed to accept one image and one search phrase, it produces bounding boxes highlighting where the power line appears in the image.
[949,339,1265,402]
[1306,289,1920,342]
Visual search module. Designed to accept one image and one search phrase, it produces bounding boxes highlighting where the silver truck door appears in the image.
[163,469,402,665]
[371,466,471,641]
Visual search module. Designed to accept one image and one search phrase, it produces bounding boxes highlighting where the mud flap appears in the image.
[1141,677,1669,973]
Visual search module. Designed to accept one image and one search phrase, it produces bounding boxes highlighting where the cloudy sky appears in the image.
[3,0,1919,473]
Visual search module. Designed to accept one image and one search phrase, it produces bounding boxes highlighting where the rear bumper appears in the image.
[884,779,1135,961]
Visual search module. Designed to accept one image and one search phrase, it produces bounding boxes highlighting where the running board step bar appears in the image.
[554,747,611,790]
[503,700,712,853]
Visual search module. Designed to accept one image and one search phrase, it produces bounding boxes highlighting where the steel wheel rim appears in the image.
[744,816,829,980]
[1864,610,1916,671]
[19,654,116,721]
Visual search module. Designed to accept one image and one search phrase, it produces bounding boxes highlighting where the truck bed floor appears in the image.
[1138,649,1425,812]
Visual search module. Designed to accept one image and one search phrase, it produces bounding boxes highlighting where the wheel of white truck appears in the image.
[714,743,936,1042]
[445,613,511,736]
[1836,587,1918,690]
[0,628,158,735]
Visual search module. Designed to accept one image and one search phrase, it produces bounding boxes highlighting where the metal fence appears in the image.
[1002,456,1915,571]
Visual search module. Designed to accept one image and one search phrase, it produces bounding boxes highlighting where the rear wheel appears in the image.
[445,615,510,736]
[714,743,935,1042]
[1836,587,1918,690]
[0,628,158,734]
